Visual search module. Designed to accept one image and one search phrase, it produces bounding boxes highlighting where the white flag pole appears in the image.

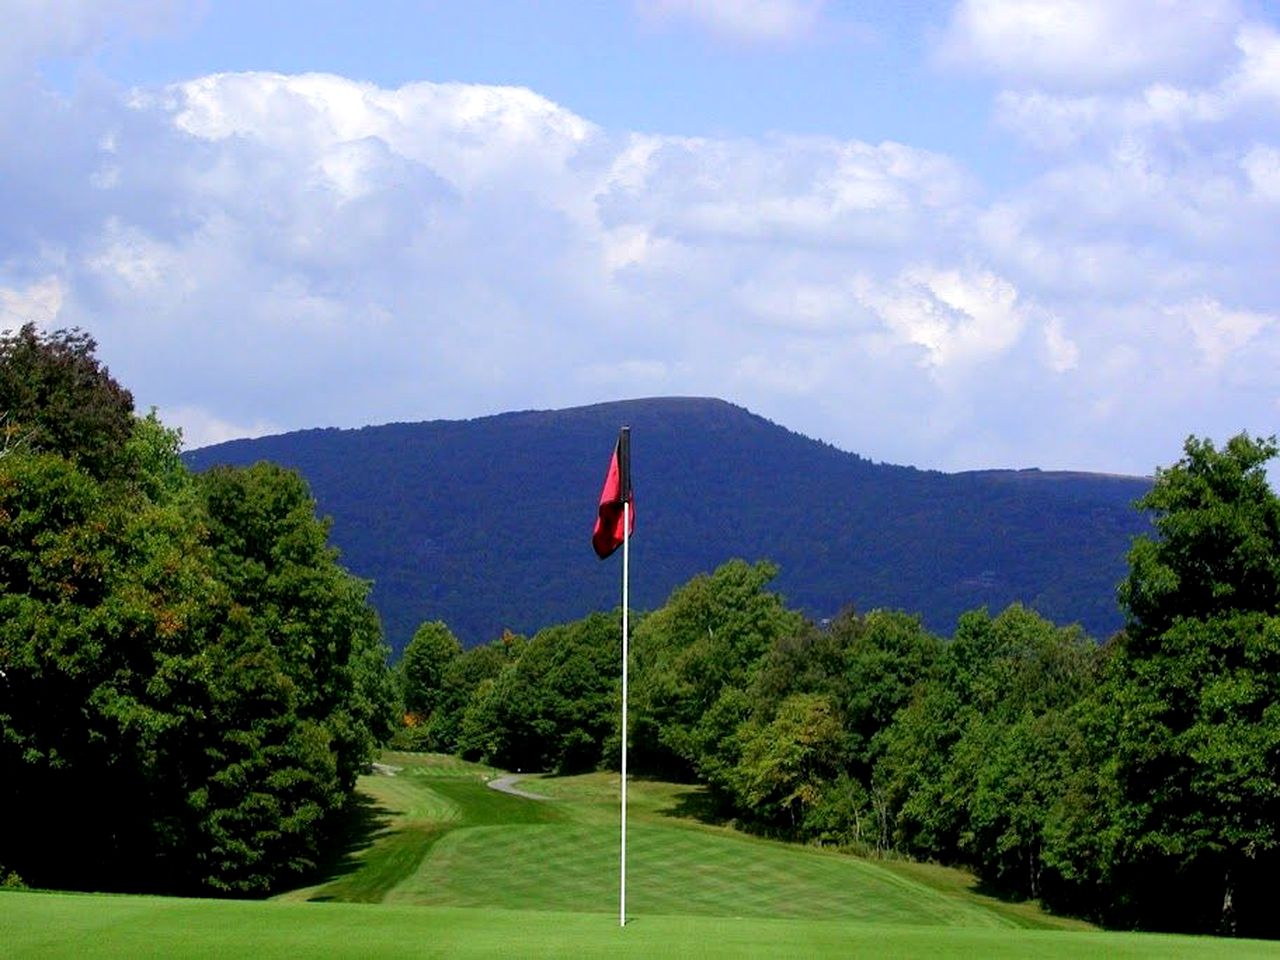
[620,496,630,928]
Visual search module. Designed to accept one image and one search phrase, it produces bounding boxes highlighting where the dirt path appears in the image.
[486,774,554,801]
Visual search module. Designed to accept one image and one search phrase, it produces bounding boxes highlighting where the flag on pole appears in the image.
[592,426,634,926]
[592,427,633,559]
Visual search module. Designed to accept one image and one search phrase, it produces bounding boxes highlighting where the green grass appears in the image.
[5,891,1279,959]
[289,755,1077,926]
[5,752,1280,958]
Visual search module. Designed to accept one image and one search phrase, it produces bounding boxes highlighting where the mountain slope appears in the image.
[184,398,1151,652]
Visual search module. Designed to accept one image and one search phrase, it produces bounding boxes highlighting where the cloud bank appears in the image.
[0,2,1276,480]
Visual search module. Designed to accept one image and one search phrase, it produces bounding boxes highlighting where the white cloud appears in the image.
[637,0,828,44]
[1173,297,1272,368]
[940,0,1243,90]
[163,72,598,204]
[993,21,1280,152]
[0,61,1275,481]
[88,218,179,292]
[597,133,972,247]
[1229,22,1280,102]
[0,0,192,79]
[858,267,1027,372]
[163,405,280,451]
[1242,144,1280,200]
[1042,315,1079,372]
[0,277,64,331]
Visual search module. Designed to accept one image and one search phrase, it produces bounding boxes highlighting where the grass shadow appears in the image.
[653,784,733,828]
[295,792,400,897]
[969,874,1051,909]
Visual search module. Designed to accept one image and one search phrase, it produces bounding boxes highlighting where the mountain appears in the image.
[184,397,1152,653]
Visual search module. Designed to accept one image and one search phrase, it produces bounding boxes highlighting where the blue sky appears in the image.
[3,0,1278,478]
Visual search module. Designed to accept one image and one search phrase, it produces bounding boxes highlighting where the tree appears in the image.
[629,560,804,782]
[1107,433,1280,936]
[400,620,463,724]
[0,409,397,895]
[424,638,509,753]
[834,609,941,773]
[0,435,226,892]
[875,605,1096,878]
[456,612,621,774]
[1119,434,1280,640]
[0,324,134,481]
[731,609,942,844]
[732,692,845,834]
[199,462,395,814]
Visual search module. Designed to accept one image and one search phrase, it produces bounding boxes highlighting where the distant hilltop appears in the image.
[185,397,1151,653]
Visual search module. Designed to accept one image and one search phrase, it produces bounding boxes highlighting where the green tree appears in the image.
[1119,434,1280,640]
[0,336,396,896]
[876,605,1096,877]
[1105,434,1280,935]
[0,324,134,480]
[629,560,804,783]
[734,609,941,844]
[400,620,463,724]
[460,612,621,774]
[425,638,509,753]
[0,439,224,891]
[199,462,395,803]
[732,692,845,834]
[835,609,942,773]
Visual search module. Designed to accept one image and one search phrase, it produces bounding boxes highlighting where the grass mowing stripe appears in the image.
[287,757,1090,927]
[390,767,1011,925]
[303,825,447,904]
[4,892,1278,960]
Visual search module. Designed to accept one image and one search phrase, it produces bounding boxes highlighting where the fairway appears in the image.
[6,753,1280,958]
[285,753,1053,924]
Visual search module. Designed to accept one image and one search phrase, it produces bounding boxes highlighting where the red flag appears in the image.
[593,427,633,559]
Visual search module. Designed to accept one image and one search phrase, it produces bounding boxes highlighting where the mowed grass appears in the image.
[8,891,1280,960]
[6,752,1280,958]
[289,753,1039,924]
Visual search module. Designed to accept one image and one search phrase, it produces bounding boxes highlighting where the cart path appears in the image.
[486,774,554,801]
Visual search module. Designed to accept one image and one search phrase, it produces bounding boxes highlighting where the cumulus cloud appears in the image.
[0,57,1275,476]
[0,0,192,79]
[636,0,828,44]
[161,405,280,451]
[989,19,1280,151]
[858,267,1027,372]
[596,133,972,247]
[1173,297,1273,368]
[0,277,65,331]
[1041,315,1080,372]
[939,0,1243,90]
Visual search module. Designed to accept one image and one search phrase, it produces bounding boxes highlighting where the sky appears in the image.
[1,0,1278,478]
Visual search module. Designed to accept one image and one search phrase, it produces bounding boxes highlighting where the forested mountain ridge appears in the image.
[184,397,1152,652]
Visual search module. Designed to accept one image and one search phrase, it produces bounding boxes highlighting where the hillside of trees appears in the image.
[0,325,398,894]
[398,432,1280,937]
[184,398,1153,654]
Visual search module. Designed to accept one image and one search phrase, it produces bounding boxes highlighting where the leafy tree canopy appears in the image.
[0,324,134,480]
[1119,433,1280,642]
[1106,433,1280,935]
[0,332,395,896]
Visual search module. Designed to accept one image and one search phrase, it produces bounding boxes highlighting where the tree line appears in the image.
[0,325,398,894]
[399,434,1280,938]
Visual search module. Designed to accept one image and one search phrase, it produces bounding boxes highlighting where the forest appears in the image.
[396,438,1280,938]
[184,395,1152,651]
[3,324,1278,939]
